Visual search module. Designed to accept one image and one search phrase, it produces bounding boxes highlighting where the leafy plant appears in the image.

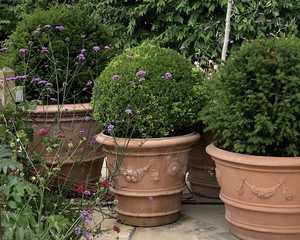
[93,42,203,138]
[1,4,117,104]
[201,37,300,156]
[82,0,300,66]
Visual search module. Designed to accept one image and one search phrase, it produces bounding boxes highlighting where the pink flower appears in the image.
[37,128,49,137]
[100,178,109,188]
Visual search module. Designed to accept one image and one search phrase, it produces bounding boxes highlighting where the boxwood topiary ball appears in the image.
[202,37,300,156]
[92,42,201,138]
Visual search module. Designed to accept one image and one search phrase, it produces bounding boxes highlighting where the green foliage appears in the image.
[0,0,22,41]
[82,0,300,65]
[1,5,116,103]
[201,37,300,156]
[0,0,76,42]
[93,42,203,138]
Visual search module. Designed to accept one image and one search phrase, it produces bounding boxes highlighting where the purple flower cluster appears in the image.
[80,209,92,225]
[106,123,114,135]
[0,48,8,54]
[77,53,86,62]
[164,72,173,80]
[41,47,49,54]
[31,76,41,83]
[136,69,146,82]
[6,75,27,81]
[111,74,121,81]
[83,190,91,197]
[19,48,28,58]
[93,46,101,52]
[74,226,81,236]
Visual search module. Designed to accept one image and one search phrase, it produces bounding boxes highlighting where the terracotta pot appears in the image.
[96,132,200,227]
[27,103,104,191]
[188,133,220,198]
[206,144,300,240]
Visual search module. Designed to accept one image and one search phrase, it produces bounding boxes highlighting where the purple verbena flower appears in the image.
[55,25,64,31]
[15,75,27,81]
[41,47,49,54]
[74,226,81,236]
[163,72,173,80]
[106,123,114,135]
[5,76,17,81]
[80,209,92,225]
[136,69,146,79]
[0,48,8,54]
[83,190,91,197]
[111,74,120,81]
[31,76,41,83]
[80,49,87,54]
[77,53,86,62]
[19,48,28,58]
[104,45,111,50]
[92,46,101,52]
[38,80,48,85]
[86,80,93,86]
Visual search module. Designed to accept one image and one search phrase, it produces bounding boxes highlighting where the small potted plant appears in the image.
[202,38,300,240]
[0,5,116,191]
[93,42,200,226]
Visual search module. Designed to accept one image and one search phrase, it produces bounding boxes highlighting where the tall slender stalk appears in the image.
[221,0,233,61]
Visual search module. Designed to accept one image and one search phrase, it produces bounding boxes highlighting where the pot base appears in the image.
[118,213,180,227]
[230,224,300,240]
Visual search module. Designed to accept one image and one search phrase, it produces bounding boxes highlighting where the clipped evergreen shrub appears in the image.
[92,42,204,138]
[201,37,300,156]
[0,5,116,103]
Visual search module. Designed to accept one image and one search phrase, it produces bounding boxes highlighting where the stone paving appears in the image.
[93,203,238,240]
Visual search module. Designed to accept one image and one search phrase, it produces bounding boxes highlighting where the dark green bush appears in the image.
[82,0,300,66]
[201,38,300,157]
[0,0,22,41]
[1,5,116,104]
[92,42,203,138]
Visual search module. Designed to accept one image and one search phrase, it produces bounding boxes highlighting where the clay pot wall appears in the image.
[188,133,220,198]
[27,103,104,190]
[207,144,300,240]
[97,132,200,226]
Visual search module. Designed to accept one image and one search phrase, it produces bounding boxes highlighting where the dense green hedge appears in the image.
[93,42,203,138]
[0,0,76,42]
[201,37,300,157]
[1,5,116,104]
[82,0,300,65]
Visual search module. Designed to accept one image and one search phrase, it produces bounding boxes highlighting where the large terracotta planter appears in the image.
[27,103,104,190]
[188,133,220,198]
[96,132,200,227]
[206,144,300,240]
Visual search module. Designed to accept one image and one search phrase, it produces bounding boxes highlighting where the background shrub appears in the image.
[92,42,204,138]
[0,0,22,42]
[82,0,300,66]
[1,5,116,104]
[201,37,300,157]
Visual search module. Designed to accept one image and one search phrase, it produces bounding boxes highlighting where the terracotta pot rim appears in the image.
[96,132,200,149]
[28,103,92,113]
[206,144,300,166]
